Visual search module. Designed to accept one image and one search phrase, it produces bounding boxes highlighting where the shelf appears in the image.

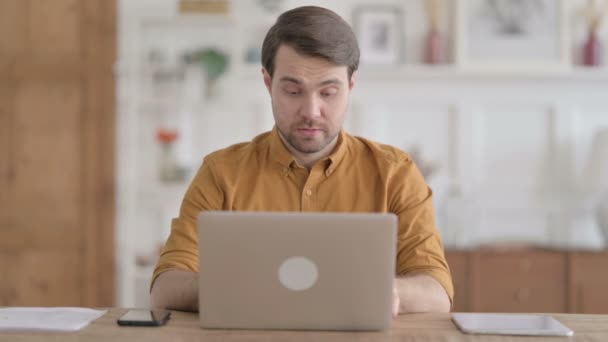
[141,15,234,29]
[232,63,608,82]
[356,65,608,82]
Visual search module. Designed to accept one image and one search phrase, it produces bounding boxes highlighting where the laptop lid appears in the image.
[197,211,397,331]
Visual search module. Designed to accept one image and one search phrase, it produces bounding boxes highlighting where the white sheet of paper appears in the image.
[0,307,106,332]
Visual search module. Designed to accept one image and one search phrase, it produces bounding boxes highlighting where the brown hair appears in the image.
[261,6,360,80]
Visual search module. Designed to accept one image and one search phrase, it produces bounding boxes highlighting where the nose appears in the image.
[299,94,322,119]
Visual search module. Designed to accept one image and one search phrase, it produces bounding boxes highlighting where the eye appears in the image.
[321,88,338,98]
[283,87,301,96]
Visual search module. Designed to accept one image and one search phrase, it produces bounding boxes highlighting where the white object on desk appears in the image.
[452,313,574,337]
[0,307,106,332]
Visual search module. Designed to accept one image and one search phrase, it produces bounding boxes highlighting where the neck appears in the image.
[279,132,339,170]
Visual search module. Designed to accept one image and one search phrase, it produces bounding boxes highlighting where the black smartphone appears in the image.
[116,309,171,327]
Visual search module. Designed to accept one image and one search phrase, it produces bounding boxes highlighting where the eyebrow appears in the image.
[278,76,343,87]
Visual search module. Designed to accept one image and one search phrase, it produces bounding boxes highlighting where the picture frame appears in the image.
[353,6,404,66]
[456,0,570,72]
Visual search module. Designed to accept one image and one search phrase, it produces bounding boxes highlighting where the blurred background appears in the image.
[1,0,608,313]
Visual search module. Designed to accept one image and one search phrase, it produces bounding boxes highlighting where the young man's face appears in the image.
[263,45,355,154]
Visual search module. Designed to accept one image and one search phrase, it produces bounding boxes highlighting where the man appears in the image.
[151,6,453,316]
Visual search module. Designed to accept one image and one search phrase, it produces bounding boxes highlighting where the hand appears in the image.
[392,281,400,318]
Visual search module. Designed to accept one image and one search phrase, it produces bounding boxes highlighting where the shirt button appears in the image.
[305,189,312,196]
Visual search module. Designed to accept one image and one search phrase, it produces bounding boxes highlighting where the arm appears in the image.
[150,158,224,311]
[150,269,199,312]
[387,155,454,314]
[393,273,451,315]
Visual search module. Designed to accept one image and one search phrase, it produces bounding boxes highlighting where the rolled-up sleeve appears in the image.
[388,156,454,303]
[151,157,224,289]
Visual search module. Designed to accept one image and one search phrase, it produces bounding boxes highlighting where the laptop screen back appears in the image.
[197,211,397,331]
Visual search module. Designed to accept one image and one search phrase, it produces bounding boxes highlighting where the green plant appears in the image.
[183,48,229,82]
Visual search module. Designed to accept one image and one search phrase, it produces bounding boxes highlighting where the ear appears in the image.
[348,71,356,91]
[262,68,272,95]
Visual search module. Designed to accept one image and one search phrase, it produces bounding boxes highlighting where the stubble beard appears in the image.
[278,121,337,154]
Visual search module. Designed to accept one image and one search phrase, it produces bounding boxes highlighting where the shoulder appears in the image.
[345,133,412,166]
[203,131,271,168]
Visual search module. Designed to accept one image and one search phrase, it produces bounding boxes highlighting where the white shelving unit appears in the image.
[117,0,608,307]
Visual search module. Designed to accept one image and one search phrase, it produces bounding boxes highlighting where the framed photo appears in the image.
[456,0,570,71]
[353,6,403,65]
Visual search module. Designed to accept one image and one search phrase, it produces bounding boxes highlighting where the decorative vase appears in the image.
[157,129,184,183]
[583,29,602,66]
[425,28,443,65]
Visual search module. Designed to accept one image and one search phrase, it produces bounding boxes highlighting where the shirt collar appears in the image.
[325,130,348,173]
[268,126,349,172]
[269,126,297,168]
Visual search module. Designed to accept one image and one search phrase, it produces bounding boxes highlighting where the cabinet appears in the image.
[445,249,608,314]
[470,250,567,313]
[445,250,469,312]
[569,251,608,314]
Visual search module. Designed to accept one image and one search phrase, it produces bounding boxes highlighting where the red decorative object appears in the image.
[583,30,602,66]
[580,0,606,67]
[423,0,445,65]
[156,128,179,144]
[425,28,443,64]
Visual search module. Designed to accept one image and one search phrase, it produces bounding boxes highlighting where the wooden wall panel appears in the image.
[0,0,27,56]
[81,0,117,306]
[0,83,12,229]
[0,0,116,306]
[29,0,81,59]
[6,83,82,250]
[0,251,82,306]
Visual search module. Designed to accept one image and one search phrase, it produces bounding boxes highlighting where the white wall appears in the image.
[117,0,608,307]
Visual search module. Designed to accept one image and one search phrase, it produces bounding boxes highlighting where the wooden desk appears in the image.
[2,308,608,341]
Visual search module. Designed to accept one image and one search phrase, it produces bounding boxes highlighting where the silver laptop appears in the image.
[197,211,397,331]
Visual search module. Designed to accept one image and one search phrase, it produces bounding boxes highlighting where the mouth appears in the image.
[297,128,323,137]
